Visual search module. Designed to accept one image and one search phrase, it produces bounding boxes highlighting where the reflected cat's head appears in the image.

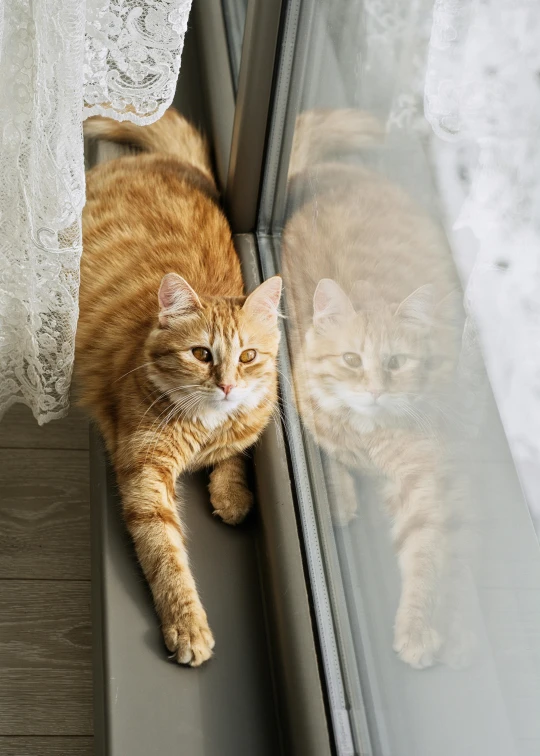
[301,278,458,428]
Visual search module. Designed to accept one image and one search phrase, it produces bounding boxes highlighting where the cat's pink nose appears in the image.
[371,391,381,401]
[219,384,235,396]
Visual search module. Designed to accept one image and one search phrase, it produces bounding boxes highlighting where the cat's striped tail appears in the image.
[84,108,213,181]
[288,108,384,177]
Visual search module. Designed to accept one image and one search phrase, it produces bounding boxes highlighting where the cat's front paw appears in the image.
[162,602,215,667]
[210,484,253,526]
[393,620,442,670]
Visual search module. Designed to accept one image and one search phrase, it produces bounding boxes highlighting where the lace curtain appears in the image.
[0,0,192,425]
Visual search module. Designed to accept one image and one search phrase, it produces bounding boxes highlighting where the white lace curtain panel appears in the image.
[0,0,192,424]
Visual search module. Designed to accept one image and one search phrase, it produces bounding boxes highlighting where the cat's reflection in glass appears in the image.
[282,108,477,670]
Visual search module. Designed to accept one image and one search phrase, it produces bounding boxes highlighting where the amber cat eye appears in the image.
[343,352,362,368]
[387,354,407,370]
[239,349,257,364]
[192,347,212,363]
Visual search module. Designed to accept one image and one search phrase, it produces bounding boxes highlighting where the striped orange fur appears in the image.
[283,109,467,669]
[76,109,281,666]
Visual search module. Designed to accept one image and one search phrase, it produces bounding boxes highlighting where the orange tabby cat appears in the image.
[77,108,282,666]
[282,109,465,668]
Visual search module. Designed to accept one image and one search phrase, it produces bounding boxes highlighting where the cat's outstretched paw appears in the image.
[210,484,253,526]
[163,604,215,667]
[393,621,442,670]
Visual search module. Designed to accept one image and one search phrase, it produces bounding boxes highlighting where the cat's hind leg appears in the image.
[209,454,253,526]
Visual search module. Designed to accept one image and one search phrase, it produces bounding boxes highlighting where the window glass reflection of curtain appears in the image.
[426,0,540,531]
[318,0,540,530]
[0,0,192,424]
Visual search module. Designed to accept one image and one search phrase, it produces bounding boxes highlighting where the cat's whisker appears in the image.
[144,395,202,468]
[137,389,184,436]
[275,365,294,392]
[136,387,186,431]
[143,402,183,468]
[136,384,210,434]
[258,397,294,449]
[113,361,156,383]
[141,390,207,462]
[400,403,435,437]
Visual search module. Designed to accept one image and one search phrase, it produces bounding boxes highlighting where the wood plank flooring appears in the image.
[0,404,92,754]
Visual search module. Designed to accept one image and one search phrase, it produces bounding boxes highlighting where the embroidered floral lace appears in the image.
[0,0,191,424]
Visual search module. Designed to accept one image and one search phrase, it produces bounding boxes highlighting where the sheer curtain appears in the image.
[0,0,192,424]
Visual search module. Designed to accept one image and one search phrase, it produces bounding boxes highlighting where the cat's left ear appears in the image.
[158,273,201,326]
[395,284,435,327]
[243,276,282,324]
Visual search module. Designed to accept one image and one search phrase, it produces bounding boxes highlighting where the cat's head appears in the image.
[145,273,282,426]
[300,278,459,429]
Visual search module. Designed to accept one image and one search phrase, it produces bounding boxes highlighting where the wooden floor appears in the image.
[0,404,93,756]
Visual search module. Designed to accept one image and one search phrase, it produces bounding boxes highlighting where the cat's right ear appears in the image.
[158,273,201,326]
[313,279,355,326]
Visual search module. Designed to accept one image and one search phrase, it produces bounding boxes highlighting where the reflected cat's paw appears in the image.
[163,602,215,667]
[393,621,442,669]
[211,484,253,526]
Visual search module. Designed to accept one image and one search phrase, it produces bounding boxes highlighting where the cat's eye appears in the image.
[192,347,212,363]
[239,349,257,364]
[343,352,362,368]
[387,354,408,371]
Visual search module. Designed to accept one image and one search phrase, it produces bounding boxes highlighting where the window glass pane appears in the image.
[221,0,248,91]
[260,2,540,754]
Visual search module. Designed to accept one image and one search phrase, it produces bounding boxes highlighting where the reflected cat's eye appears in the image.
[239,349,257,364]
[387,354,407,371]
[192,347,212,363]
[343,352,362,368]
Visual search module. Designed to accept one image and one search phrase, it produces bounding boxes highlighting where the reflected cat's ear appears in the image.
[435,289,464,328]
[243,276,282,324]
[158,273,201,325]
[395,284,435,327]
[313,279,355,324]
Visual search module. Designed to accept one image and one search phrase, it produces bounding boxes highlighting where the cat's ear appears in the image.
[243,276,282,324]
[313,279,355,324]
[395,284,435,327]
[158,273,201,325]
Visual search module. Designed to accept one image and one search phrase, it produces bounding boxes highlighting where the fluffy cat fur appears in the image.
[282,109,465,668]
[77,108,282,666]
